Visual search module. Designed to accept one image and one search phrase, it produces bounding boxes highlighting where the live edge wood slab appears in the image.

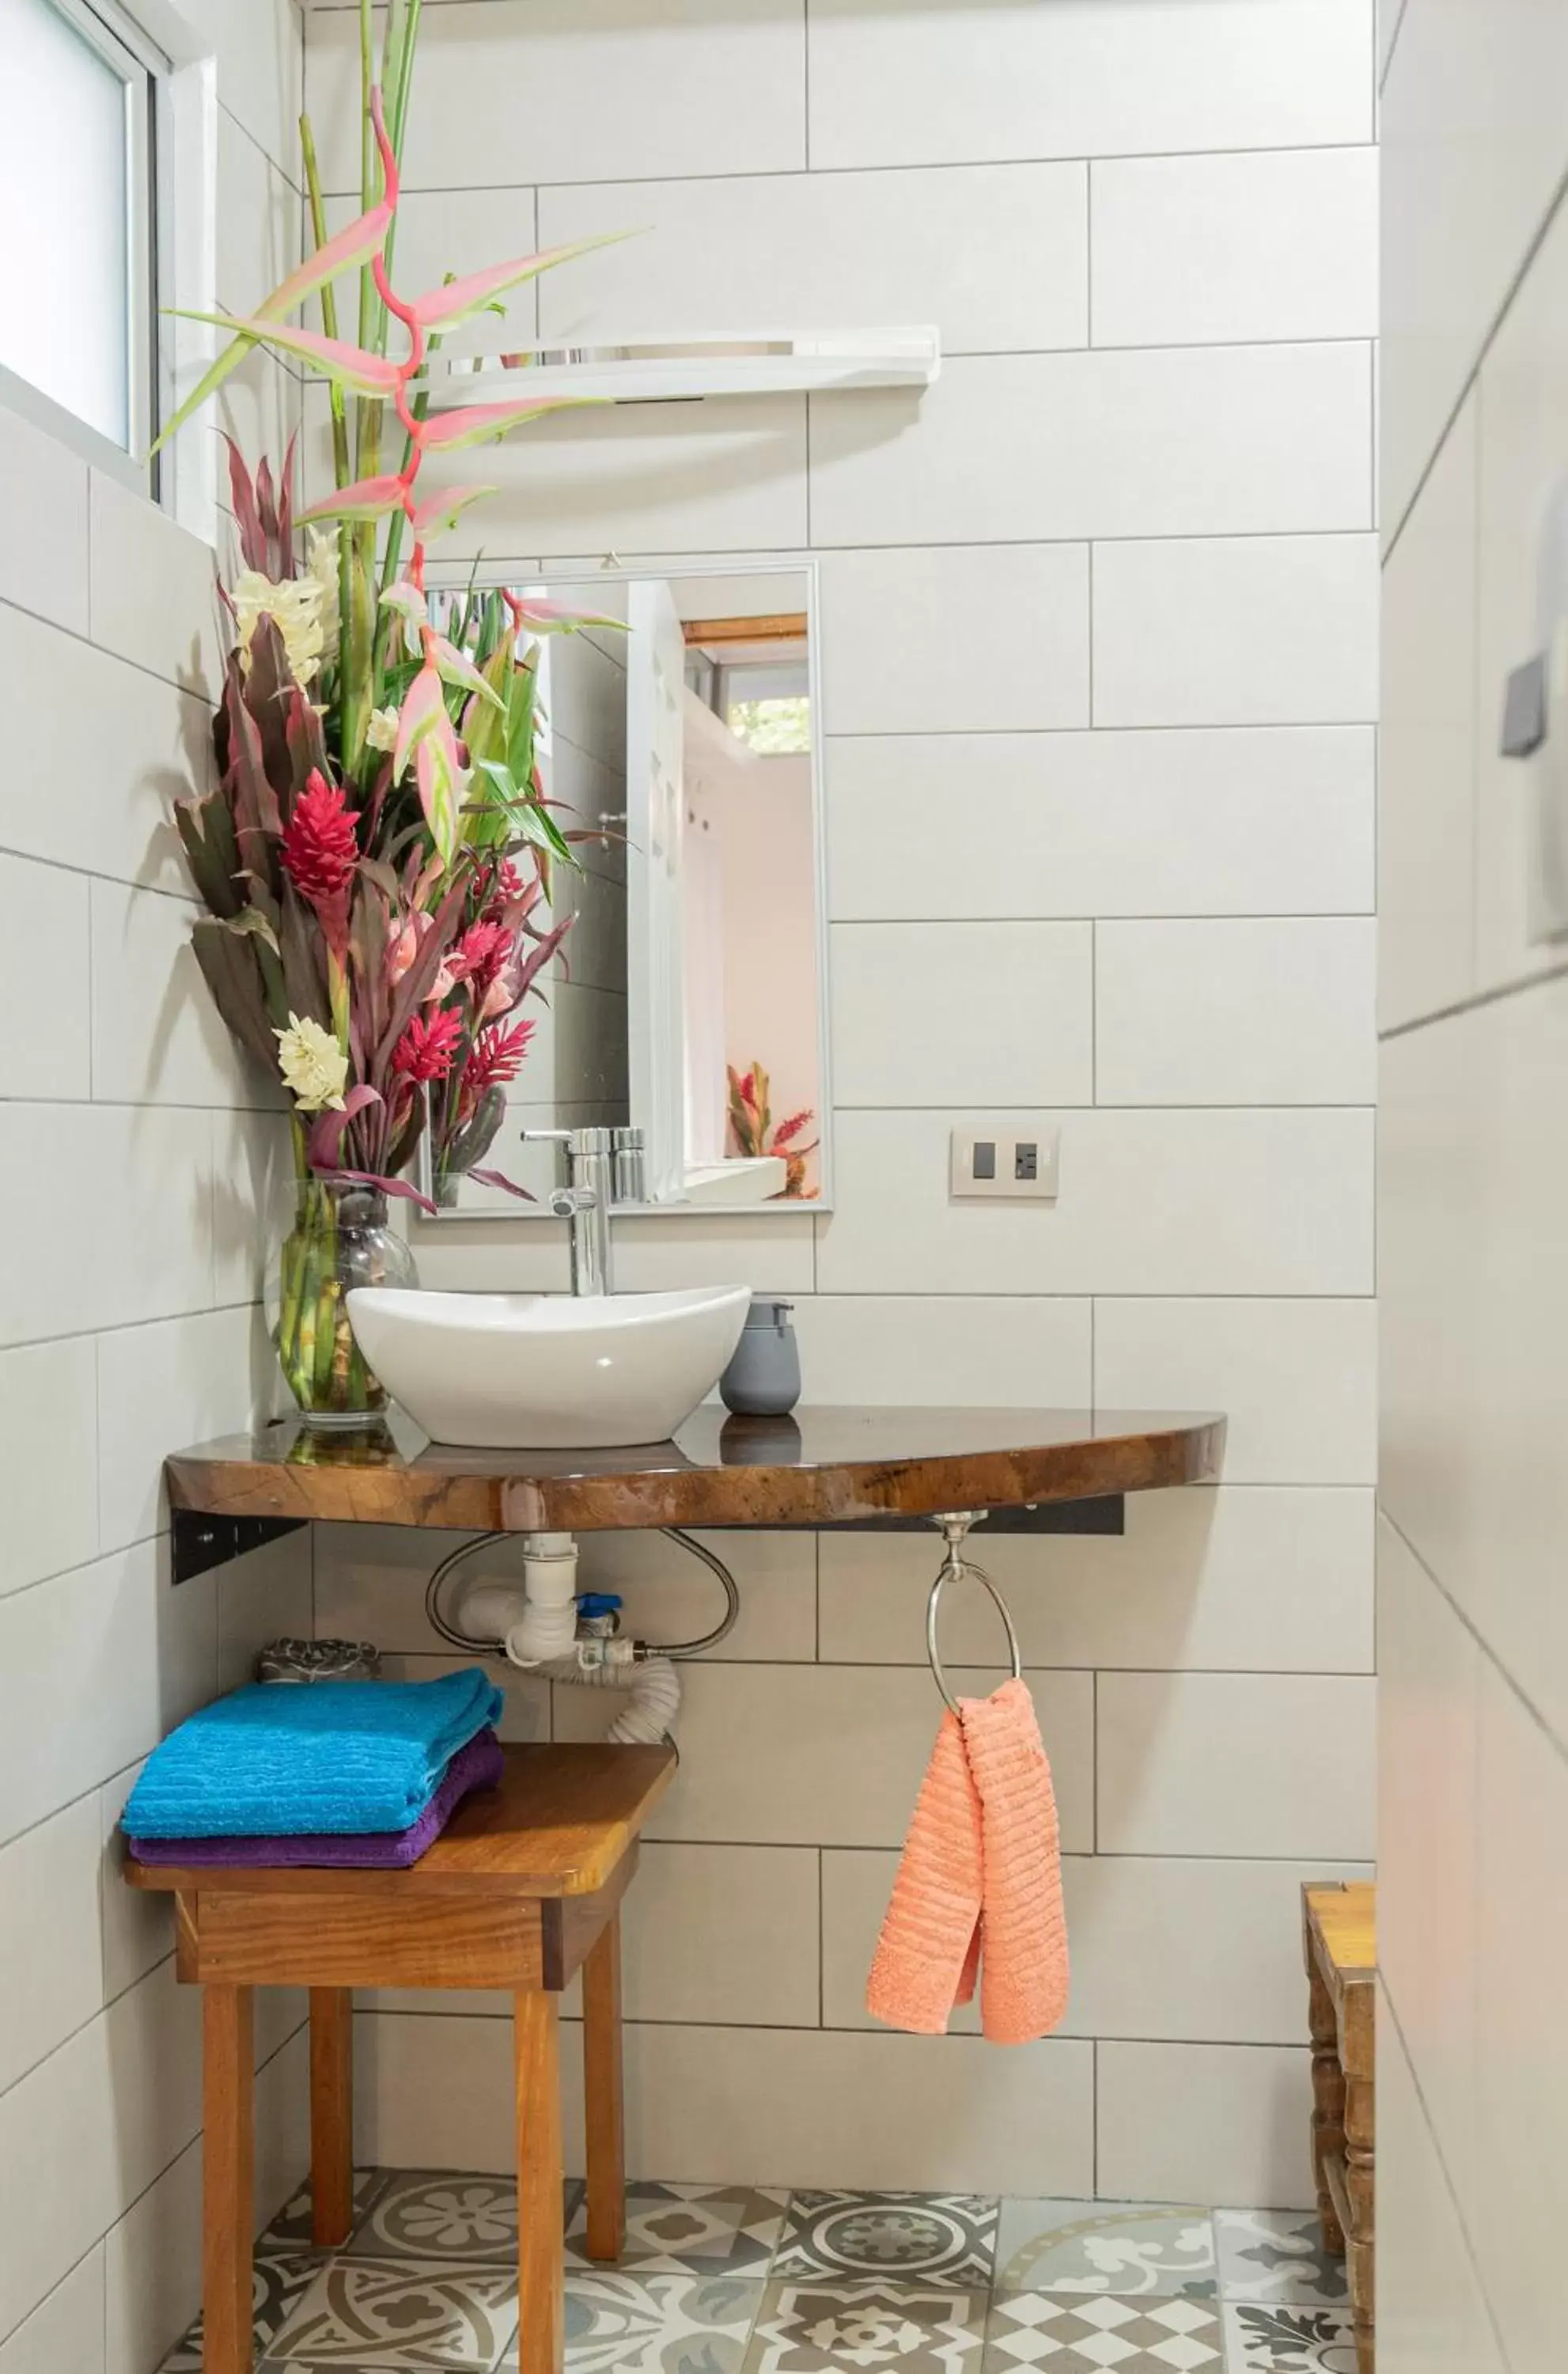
[165,1405,1225,1539]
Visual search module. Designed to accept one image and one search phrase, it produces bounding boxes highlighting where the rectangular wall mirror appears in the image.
[421,563,830,1217]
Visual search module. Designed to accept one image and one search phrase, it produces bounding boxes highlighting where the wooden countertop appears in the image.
[165,1406,1225,1534]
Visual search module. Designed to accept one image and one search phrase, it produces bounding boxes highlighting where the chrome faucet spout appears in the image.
[527,1128,615,1295]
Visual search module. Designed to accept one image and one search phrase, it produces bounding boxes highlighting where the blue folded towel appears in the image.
[122,1668,505,1838]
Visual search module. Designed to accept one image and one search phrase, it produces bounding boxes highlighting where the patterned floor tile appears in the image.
[158,2251,320,2370]
[743,2277,986,2372]
[264,2169,391,2252]
[264,2257,520,2366]
[1213,2216,1347,2307]
[566,2181,789,2276]
[985,2291,1224,2371]
[994,2203,1216,2300]
[347,2170,579,2265]
[772,2194,998,2288]
[498,2272,761,2374]
[1222,2300,1358,2371]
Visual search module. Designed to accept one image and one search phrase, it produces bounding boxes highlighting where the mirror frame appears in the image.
[415,556,834,1219]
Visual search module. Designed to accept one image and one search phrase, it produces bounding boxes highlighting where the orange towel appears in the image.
[865,1676,1069,2045]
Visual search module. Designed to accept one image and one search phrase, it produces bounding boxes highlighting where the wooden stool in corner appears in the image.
[126,1743,675,2374]
[1301,1879,1376,2374]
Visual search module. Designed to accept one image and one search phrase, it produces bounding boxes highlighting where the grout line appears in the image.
[1380,957,1568,1041]
[1381,1503,1568,1774]
[1379,1987,1513,2370]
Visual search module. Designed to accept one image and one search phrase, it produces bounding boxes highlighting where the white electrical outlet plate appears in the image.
[949,1123,1060,1200]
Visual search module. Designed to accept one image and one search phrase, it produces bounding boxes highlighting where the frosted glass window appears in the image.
[0,0,149,450]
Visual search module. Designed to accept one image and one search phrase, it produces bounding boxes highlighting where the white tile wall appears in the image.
[1377,2002,1506,2374]
[1091,149,1378,348]
[1092,535,1379,726]
[302,0,1377,2210]
[0,2,312,2355]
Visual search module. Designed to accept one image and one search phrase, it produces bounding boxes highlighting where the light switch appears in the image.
[950,1123,1060,1200]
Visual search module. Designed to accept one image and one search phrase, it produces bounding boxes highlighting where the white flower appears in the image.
[365,704,402,756]
[275,1014,348,1112]
[305,529,341,662]
[233,565,331,688]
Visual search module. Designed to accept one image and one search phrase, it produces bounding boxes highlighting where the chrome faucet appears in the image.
[525,1127,615,1296]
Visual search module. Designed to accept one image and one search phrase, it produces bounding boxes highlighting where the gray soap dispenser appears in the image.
[719,1294,801,1416]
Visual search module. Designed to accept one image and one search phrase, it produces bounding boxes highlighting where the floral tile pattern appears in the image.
[1213,2215,1347,2307]
[499,2272,761,2374]
[994,2202,1217,2300]
[350,2172,521,2266]
[744,2277,986,2374]
[157,2251,324,2370]
[772,2194,998,2289]
[985,2290,1224,2370]
[263,2257,520,2367]
[265,2168,391,2253]
[566,2182,789,2277]
[1222,2301,1358,2371]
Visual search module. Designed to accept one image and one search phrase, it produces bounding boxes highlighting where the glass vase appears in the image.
[272,1178,417,1427]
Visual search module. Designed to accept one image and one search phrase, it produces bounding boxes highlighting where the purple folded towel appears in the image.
[127,1728,504,1870]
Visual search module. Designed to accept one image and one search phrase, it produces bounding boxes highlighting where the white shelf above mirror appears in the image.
[420,327,940,409]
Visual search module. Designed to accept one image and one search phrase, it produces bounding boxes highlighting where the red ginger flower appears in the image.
[772,1106,815,1147]
[392,1006,464,1082]
[464,1018,536,1094]
[280,770,358,908]
[453,918,513,992]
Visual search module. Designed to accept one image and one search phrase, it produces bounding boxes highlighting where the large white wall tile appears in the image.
[1097,1672,1376,1859]
[0,2246,105,2374]
[0,1545,216,1849]
[97,1307,266,1555]
[1095,920,1377,1105]
[540,165,1087,357]
[1379,390,1478,1030]
[827,728,1375,921]
[1093,536,1379,726]
[1381,0,1568,534]
[1472,194,1568,999]
[1377,2003,1505,2374]
[0,2016,117,2341]
[0,1106,216,1347]
[1380,988,1568,1747]
[793,1295,1091,1411]
[359,2012,1095,2195]
[215,101,301,325]
[831,921,1093,1107]
[308,0,805,193]
[810,348,1372,547]
[555,1663,1095,1853]
[0,855,90,1100]
[89,880,259,1109]
[0,404,87,633]
[1377,1517,1480,2199]
[88,473,222,701]
[100,1763,172,2005]
[1093,150,1378,349]
[807,0,1372,169]
[0,1338,99,1595]
[615,1844,820,2028]
[817,1109,1374,1296]
[820,544,1089,735]
[1471,1659,1568,2374]
[820,1488,1375,1676]
[0,602,206,893]
[1093,1299,1377,1486]
[181,0,302,177]
[0,1793,103,2096]
[1096,2041,1315,2209]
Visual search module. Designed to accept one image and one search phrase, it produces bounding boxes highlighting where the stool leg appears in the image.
[581,1912,626,2263]
[1346,2074,1376,2374]
[309,1988,355,2248]
[1308,1967,1346,2257]
[516,1989,564,2374]
[203,1985,254,2374]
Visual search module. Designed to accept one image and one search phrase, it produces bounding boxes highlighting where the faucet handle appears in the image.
[548,1185,597,1219]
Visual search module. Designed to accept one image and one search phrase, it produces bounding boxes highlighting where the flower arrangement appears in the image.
[726,1063,819,1200]
[154,0,623,1419]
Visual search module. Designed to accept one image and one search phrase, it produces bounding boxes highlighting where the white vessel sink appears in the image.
[345,1284,752,1449]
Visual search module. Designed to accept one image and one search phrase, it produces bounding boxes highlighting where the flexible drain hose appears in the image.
[525,1652,682,1744]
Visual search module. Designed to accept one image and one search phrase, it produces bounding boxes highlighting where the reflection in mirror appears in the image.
[423,566,828,1218]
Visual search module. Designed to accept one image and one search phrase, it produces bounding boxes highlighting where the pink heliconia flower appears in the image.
[479,961,524,1020]
[391,1005,464,1081]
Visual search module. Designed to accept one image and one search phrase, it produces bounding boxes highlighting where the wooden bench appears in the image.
[126,1742,676,2374]
[1302,1879,1375,2374]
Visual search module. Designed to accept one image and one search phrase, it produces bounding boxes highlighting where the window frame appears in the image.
[0,0,168,482]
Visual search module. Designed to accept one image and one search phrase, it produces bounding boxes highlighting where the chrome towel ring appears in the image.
[925,1511,1023,1716]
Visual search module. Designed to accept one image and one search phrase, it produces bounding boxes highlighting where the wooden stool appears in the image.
[1301,1880,1375,2374]
[126,1743,675,2374]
